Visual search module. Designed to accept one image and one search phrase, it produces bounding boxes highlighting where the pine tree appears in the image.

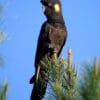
[0,2,8,100]
[42,48,79,100]
[80,57,100,100]
[43,48,100,100]
[0,83,8,100]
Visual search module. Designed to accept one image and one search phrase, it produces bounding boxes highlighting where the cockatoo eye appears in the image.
[42,5,46,12]
[54,4,60,13]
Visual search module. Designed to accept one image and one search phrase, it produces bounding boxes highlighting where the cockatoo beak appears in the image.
[42,5,46,12]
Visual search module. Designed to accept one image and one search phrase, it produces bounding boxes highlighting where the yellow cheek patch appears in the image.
[54,4,60,13]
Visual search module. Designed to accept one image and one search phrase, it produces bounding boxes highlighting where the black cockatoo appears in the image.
[30,0,67,99]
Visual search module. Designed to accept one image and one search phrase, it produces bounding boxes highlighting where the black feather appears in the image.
[30,0,67,99]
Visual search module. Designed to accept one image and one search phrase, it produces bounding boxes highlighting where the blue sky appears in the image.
[0,0,100,100]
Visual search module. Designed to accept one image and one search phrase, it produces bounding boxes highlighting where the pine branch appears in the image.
[80,57,100,100]
[0,83,8,100]
[45,48,79,100]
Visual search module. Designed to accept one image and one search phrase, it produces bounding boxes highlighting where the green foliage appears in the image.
[80,62,100,100]
[42,55,100,100]
[62,64,79,100]
[49,58,67,100]
[42,56,79,100]
[0,83,8,100]
[0,3,8,100]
